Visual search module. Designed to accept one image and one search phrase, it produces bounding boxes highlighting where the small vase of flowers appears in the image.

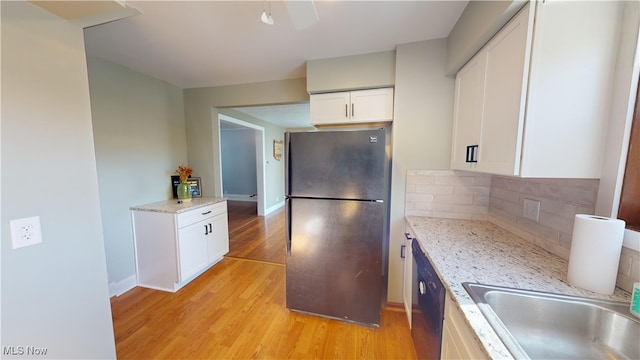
[176,165,193,200]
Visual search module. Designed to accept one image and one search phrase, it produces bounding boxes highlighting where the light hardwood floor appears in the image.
[226,201,285,265]
[111,202,416,359]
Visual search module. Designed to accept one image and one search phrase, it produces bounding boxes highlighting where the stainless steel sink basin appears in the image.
[463,283,639,359]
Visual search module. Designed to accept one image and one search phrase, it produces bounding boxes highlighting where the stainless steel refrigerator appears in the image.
[284,128,390,327]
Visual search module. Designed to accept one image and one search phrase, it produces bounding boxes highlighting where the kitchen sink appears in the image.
[463,282,639,360]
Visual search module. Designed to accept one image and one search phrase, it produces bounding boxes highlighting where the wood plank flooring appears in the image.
[111,200,417,359]
[227,201,259,233]
[227,201,286,264]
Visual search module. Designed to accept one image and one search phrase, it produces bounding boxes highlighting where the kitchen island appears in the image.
[406,216,631,359]
[131,197,229,292]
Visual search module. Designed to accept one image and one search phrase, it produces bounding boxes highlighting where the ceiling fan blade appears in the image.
[284,0,319,29]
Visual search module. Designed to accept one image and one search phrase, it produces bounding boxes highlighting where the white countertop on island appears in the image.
[405,216,631,359]
[130,197,226,214]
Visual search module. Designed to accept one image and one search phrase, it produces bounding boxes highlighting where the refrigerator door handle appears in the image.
[285,198,292,257]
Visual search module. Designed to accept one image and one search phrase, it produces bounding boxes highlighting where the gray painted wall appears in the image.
[388,39,455,303]
[219,108,287,209]
[1,2,116,357]
[183,79,307,210]
[445,0,526,75]
[221,129,258,196]
[87,57,188,287]
[306,51,396,93]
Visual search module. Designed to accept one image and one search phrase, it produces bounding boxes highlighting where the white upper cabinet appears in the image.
[451,54,486,170]
[451,1,620,178]
[309,92,351,124]
[310,88,394,126]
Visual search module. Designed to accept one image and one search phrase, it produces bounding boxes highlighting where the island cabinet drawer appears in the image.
[177,202,226,228]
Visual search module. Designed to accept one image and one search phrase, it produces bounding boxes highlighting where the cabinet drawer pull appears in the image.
[204,224,209,235]
[466,145,478,163]
[345,104,348,118]
[201,210,212,215]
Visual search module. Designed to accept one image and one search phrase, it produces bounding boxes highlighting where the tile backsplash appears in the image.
[405,170,640,293]
[488,176,599,260]
[405,170,491,220]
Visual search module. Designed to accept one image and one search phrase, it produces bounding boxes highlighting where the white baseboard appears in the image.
[108,274,137,297]
[225,194,258,202]
[265,200,285,216]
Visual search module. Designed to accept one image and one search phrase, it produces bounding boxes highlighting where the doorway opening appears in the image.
[218,114,266,221]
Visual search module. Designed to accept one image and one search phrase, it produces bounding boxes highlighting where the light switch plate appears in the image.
[10,216,43,249]
[523,198,541,222]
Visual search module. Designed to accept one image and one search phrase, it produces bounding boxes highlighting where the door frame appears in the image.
[218,114,266,216]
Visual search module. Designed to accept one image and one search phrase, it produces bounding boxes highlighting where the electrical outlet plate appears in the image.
[523,198,541,222]
[10,216,43,249]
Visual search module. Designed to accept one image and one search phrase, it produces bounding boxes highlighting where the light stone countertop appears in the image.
[130,197,226,214]
[405,216,631,360]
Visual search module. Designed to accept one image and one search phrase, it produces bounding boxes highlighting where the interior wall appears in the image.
[183,78,308,211]
[1,2,116,357]
[445,0,526,75]
[219,108,286,211]
[306,50,396,93]
[86,57,188,290]
[388,38,455,303]
[595,0,640,251]
[221,128,258,198]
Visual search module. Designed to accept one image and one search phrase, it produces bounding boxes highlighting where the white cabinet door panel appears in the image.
[519,0,619,178]
[208,214,229,263]
[350,88,394,123]
[178,219,209,282]
[451,55,486,171]
[310,92,350,124]
[477,7,531,175]
[402,230,414,328]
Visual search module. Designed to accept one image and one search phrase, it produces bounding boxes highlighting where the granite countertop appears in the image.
[405,216,631,359]
[130,197,226,214]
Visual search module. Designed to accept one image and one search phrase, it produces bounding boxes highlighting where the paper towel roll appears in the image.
[567,214,625,295]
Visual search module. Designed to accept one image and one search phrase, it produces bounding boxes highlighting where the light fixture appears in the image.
[261,0,274,25]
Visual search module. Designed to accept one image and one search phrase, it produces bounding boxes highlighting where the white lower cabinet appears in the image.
[208,211,229,263]
[177,218,211,282]
[403,225,415,328]
[441,295,487,360]
[132,200,229,292]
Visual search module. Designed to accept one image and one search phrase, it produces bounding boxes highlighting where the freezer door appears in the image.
[287,129,386,200]
[286,198,383,326]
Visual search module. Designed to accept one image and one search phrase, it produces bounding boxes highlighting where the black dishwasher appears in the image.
[411,239,445,360]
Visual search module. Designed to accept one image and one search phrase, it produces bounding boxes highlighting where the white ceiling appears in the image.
[82,0,468,128]
[229,103,312,129]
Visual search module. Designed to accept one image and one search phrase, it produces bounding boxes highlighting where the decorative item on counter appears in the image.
[567,214,625,295]
[175,165,193,201]
[186,177,202,197]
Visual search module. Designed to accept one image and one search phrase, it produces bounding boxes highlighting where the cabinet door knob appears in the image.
[400,245,406,259]
[204,224,209,235]
[345,104,348,118]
